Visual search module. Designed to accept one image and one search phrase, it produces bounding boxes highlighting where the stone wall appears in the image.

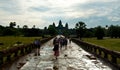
[72,38,120,69]
[0,37,53,67]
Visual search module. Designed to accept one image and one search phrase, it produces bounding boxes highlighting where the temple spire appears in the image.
[65,23,68,29]
[58,20,63,29]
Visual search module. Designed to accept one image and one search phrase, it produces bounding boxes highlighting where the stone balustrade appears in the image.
[72,38,120,69]
[0,37,53,67]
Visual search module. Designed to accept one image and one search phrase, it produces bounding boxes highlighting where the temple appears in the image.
[54,20,68,34]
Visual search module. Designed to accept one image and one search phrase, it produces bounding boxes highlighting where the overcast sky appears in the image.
[0,0,120,28]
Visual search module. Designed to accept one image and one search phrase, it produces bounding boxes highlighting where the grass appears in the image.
[0,36,42,51]
[83,38,120,52]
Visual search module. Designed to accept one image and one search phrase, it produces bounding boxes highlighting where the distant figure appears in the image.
[53,37,57,45]
[69,38,72,48]
[53,37,59,60]
[34,39,41,56]
[59,36,64,50]
[64,37,68,50]
[69,38,72,44]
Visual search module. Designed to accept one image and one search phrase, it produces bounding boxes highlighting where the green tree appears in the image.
[43,27,48,35]
[118,26,120,38]
[23,25,28,29]
[3,27,17,36]
[32,25,36,28]
[9,22,16,28]
[84,29,94,38]
[108,25,120,38]
[17,25,20,28]
[0,25,4,36]
[48,25,57,36]
[95,26,105,39]
[75,21,86,39]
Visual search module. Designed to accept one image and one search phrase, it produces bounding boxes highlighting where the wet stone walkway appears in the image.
[19,39,112,70]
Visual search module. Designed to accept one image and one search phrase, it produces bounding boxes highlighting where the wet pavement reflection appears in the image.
[17,38,113,70]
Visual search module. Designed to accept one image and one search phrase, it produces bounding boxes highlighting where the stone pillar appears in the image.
[111,55,117,64]
[88,46,91,52]
[91,47,93,52]
[86,46,88,51]
[98,49,101,55]
[94,48,97,53]
[21,48,24,55]
[25,47,29,53]
[7,54,11,61]
[29,45,32,52]
[31,44,34,49]
[27,46,31,53]
[104,52,108,59]
[24,47,27,54]
[14,51,18,57]
[0,52,3,65]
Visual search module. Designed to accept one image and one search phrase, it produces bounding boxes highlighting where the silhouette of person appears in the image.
[34,39,41,56]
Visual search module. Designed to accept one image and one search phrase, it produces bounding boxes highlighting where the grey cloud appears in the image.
[0,0,21,14]
[0,0,120,28]
[29,6,52,12]
[72,0,120,16]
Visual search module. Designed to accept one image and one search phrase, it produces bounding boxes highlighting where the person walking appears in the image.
[64,37,68,50]
[69,38,72,44]
[34,39,41,56]
[53,37,59,60]
[59,37,64,50]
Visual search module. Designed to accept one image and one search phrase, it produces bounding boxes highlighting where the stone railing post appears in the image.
[24,47,26,54]
[88,46,92,52]
[0,51,3,66]
[29,44,32,52]
[103,51,108,59]
[25,47,29,54]
[14,51,18,57]
[21,48,24,55]
[7,54,11,62]
[98,49,101,55]
[27,46,31,53]
[111,55,117,64]
[94,47,97,53]
[89,46,93,52]
[86,46,88,50]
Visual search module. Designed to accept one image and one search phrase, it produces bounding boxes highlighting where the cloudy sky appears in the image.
[0,0,120,28]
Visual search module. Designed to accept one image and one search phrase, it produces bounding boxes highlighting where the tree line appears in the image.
[75,21,120,39]
[0,21,120,39]
[0,22,43,37]
[0,21,69,37]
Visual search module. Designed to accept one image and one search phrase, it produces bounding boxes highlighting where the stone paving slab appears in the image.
[37,61,53,70]
[20,39,113,70]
